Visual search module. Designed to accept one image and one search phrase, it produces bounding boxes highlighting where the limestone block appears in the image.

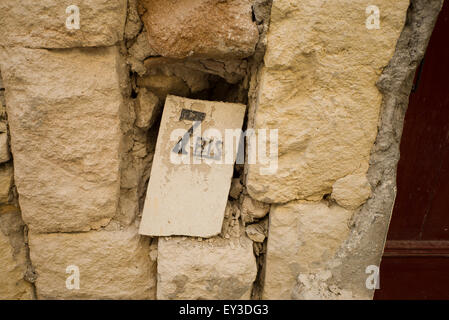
[139,96,246,237]
[0,47,125,233]
[0,0,127,48]
[29,227,156,299]
[331,174,372,210]
[157,235,257,299]
[263,201,353,299]
[0,210,34,300]
[246,0,409,203]
[139,0,259,59]
[135,88,161,130]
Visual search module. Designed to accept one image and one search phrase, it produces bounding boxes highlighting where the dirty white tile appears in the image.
[139,95,246,237]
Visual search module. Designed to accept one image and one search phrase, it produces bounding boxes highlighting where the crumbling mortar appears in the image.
[244,0,273,300]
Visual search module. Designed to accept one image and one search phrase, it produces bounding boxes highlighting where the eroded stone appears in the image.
[139,0,259,59]
[331,173,372,210]
[29,226,156,299]
[0,163,13,203]
[0,46,126,233]
[135,88,161,130]
[0,210,34,300]
[246,0,410,203]
[263,201,353,299]
[0,0,127,48]
[157,234,257,299]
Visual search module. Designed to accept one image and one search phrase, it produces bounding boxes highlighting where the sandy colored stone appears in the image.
[0,210,34,300]
[311,0,444,299]
[135,88,161,130]
[240,195,270,222]
[0,46,125,233]
[124,0,143,40]
[246,0,409,203]
[0,0,127,48]
[245,219,267,243]
[331,173,372,210]
[127,30,159,75]
[129,30,158,62]
[0,163,13,204]
[29,226,156,299]
[229,178,243,199]
[157,235,257,299]
[263,201,353,299]
[292,270,354,300]
[138,57,212,99]
[139,0,259,59]
[139,96,246,237]
[0,131,10,163]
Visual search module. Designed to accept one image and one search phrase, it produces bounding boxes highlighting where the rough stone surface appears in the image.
[0,163,13,203]
[229,178,243,199]
[292,270,354,300]
[331,174,372,210]
[246,0,410,203]
[144,57,248,85]
[263,201,353,299]
[0,0,127,48]
[127,30,159,75]
[139,96,246,237]
[135,88,161,130]
[245,218,267,243]
[0,46,126,233]
[0,130,10,163]
[139,0,259,59]
[157,234,257,299]
[0,210,34,300]
[29,226,156,299]
[125,0,143,40]
[240,195,270,223]
[138,58,212,100]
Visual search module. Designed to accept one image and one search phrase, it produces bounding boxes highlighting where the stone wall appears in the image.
[0,0,444,300]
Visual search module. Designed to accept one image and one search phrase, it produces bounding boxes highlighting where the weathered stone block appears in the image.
[139,96,246,237]
[29,227,156,299]
[0,46,125,233]
[139,0,259,59]
[0,0,127,48]
[263,201,353,299]
[0,210,34,300]
[157,235,257,299]
[246,0,409,203]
